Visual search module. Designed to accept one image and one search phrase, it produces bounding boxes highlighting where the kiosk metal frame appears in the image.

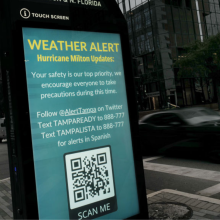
[0,0,148,219]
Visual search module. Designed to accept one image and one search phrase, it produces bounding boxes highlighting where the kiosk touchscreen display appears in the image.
[22,27,139,219]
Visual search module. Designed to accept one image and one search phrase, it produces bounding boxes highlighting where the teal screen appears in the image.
[22,27,140,219]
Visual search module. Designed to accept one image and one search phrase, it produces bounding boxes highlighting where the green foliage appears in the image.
[174,33,220,79]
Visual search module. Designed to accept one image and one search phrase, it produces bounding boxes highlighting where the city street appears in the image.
[144,155,220,200]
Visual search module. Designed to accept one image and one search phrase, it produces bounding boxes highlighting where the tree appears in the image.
[174,33,220,109]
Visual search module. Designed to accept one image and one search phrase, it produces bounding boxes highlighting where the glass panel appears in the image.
[169,33,176,47]
[191,0,196,9]
[182,35,189,45]
[181,21,188,34]
[130,0,136,9]
[179,9,186,21]
[172,7,179,20]
[174,20,181,33]
[189,34,195,42]
[204,1,210,13]
[167,19,174,32]
[119,3,123,13]
[176,34,183,46]
[186,9,192,21]
[188,22,194,34]
[125,0,131,12]
[144,7,151,26]
[194,23,200,35]
[193,9,198,23]
[166,5,172,19]
[136,0,142,6]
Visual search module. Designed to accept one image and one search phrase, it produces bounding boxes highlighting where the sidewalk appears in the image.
[0,178,13,220]
[147,189,220,219]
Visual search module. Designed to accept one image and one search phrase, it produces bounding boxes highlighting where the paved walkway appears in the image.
[0,178,13,220]
[147,189,220,219]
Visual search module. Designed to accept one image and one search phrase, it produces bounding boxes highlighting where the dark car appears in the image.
[139,107,220,161]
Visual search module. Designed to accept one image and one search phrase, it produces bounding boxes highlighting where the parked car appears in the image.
[139,107,220,161]
[0,118,6,142]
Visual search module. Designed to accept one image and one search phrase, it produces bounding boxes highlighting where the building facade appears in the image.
[116,0,220,110]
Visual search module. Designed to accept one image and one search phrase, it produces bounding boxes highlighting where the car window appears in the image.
[143,114,165,125]
[144,113,184,126]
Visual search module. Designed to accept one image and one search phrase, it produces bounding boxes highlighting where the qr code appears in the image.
[64,146,115,210]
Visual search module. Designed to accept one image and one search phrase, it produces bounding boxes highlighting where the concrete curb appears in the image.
[147,189,220,205]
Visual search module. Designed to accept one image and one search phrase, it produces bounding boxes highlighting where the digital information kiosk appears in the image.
[0,0,148,219]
